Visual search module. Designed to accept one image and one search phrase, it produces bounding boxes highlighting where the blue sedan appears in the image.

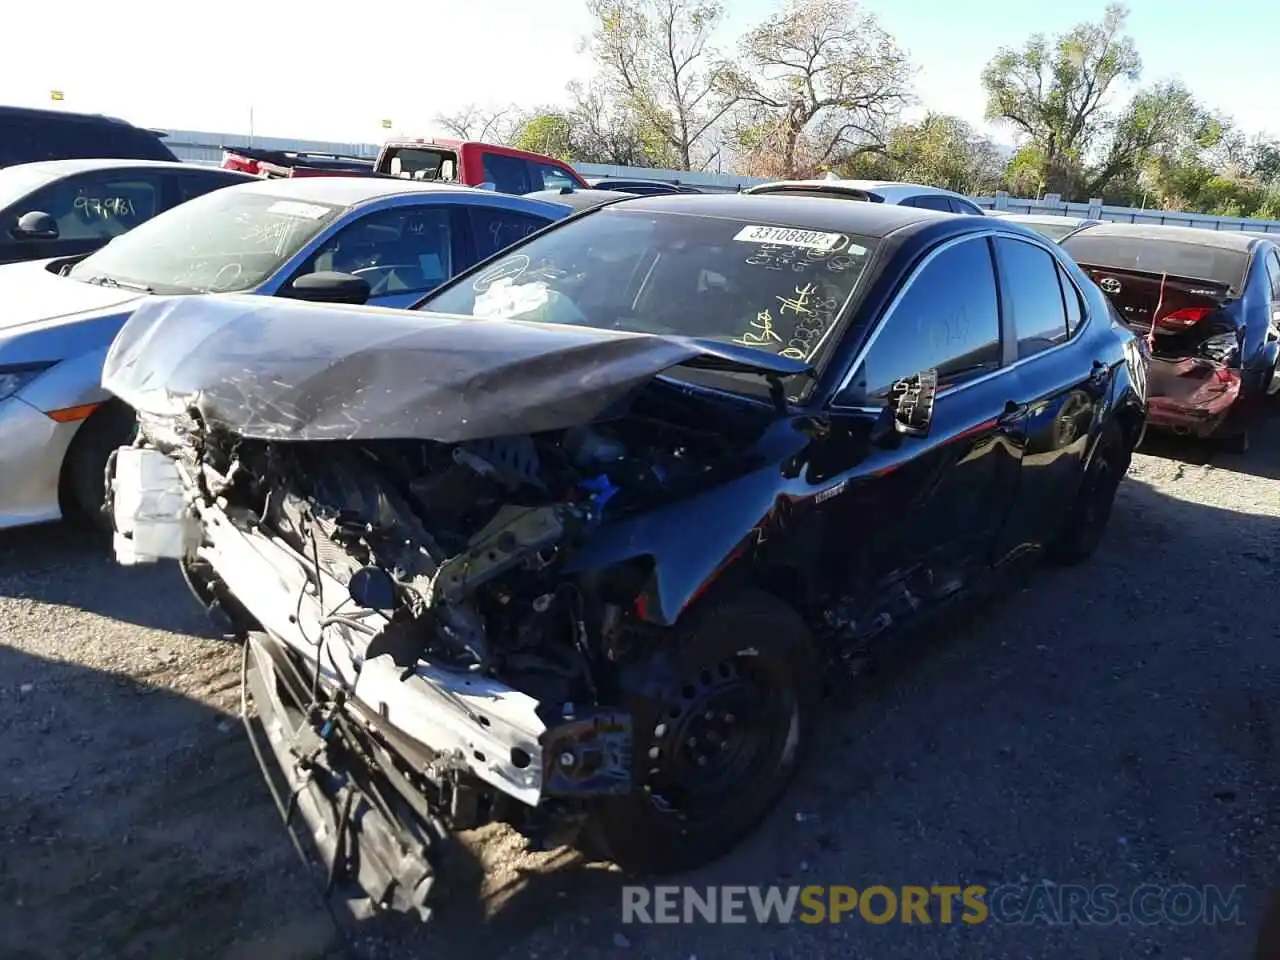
[0,177,573,531]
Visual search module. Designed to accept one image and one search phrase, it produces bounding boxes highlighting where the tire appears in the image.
[61,400,138,532]
[1047,421,1127,566]
[583,588,820,875]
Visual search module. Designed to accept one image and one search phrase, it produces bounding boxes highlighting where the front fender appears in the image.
[566,462,789,627]
[17,343,113,417]
[565,420,821,626]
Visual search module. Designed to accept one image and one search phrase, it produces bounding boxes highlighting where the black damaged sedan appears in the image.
[103,195,1148,919]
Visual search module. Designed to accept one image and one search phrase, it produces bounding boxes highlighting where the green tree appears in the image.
[981,4,1140,196]
[511,111,575,161]
[884,114,1004,194]
[726,0,912,179]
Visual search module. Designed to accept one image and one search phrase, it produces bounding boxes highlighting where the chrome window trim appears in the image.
[828,228,1095,413]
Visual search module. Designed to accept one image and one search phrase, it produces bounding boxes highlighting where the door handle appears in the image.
[998,400,1028,423]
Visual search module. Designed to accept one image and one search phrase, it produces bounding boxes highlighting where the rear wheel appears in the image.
[583,588,820,874]
[1047,422,1127,565]
[61,400,137,531]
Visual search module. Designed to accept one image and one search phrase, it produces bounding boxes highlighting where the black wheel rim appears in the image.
[643,653,798,828]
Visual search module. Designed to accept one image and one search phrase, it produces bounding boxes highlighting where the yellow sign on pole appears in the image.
[380,119,393,129]
[50,90,64,102]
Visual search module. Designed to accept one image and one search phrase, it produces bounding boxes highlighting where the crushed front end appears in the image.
[111,416,665,915]
[100,294,820,918]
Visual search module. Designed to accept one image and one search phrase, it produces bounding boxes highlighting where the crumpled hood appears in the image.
[102,294,811,443]
[0,258,148,336]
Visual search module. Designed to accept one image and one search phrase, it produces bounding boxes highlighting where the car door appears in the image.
[989,234,1104,559]
[288,203,467,308]
[825,233,1024,593]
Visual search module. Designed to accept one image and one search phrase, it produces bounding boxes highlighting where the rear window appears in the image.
[1062,234,1249,291]
[751,186,876,202]
[380,147,459,181]
[1023,222,1081,242]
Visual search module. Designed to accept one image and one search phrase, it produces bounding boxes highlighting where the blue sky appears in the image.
[1,0,1273,147]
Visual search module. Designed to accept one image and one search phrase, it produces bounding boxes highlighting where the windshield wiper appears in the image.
[80,274,155,294]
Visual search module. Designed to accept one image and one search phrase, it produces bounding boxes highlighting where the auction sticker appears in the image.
[733,225,845,250]
[267,200,333,219]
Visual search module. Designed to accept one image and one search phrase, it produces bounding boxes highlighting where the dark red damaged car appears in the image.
[1061,223,1280,453]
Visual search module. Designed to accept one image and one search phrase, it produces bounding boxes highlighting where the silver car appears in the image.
[743,176,987,215]
[0,177,573,532]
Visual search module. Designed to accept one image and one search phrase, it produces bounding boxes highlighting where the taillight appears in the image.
[1214,365,1240,385]
[1156,306,1212,329]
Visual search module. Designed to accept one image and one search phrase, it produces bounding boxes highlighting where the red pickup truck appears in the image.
[375,138,587,193]
[221,139,588,195]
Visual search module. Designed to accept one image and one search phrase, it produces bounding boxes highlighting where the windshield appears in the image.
[1062,234,1249,291]
[415,207,878,391]
[0,165,58,211]
[68,188,344,294]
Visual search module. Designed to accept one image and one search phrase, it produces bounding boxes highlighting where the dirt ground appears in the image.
[1,426,1278,960]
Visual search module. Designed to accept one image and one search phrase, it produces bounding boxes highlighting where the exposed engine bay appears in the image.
[210,397,743,703]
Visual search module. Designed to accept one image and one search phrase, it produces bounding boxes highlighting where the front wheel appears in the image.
[61,400,138,532]
[1047,422,1128,565]
[583,588,820,874]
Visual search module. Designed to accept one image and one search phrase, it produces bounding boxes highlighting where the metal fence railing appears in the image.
[160,128,1280,233]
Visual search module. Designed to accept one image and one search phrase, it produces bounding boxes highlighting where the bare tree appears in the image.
[582,0,738,169]
[432,103,523,144]
[726,0,913,179]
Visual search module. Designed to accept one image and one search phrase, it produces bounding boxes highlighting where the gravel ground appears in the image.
[1,423,1278,960]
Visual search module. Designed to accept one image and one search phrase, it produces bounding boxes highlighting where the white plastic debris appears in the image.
[111,447,199,564]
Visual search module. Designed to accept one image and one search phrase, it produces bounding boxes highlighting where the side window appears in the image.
[533,163,578,192]
[856,237,1001,400]
[1265,250,1280,301]
[176,172,241,204]
[909,195,954,212]
[994,236,1070,359]
[1058,263,1083,336]
[480,153,533,194]
[951,197,984,215]
[468,206,552,261]
[300,205,455,296]
[21,171,161,241]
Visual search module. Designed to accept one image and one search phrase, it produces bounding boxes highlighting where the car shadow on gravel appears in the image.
[3,481,1278,960]
[0,521,215,636]
[0,642,351,960]
[1136,403,1280,479]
